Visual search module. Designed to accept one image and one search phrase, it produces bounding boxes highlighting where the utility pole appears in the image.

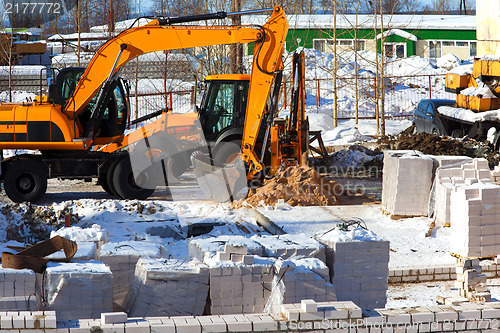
[459,0,467,14]
[230,0,243,73]
[108,0,115,38]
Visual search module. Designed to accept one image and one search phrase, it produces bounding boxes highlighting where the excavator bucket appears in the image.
[191,152,248,202]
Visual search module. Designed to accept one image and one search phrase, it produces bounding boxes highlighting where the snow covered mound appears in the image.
[329,145,383,173]
[318,227,385,243]
[437,54,461,70]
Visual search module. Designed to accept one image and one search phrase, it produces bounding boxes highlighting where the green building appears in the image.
[244,14,476,60]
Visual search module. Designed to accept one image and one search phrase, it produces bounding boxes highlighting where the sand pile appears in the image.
[237,165,340,207]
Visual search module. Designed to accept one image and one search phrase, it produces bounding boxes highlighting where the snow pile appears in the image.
[437,54,461,70]
[126,258,209,317]
[329,145,383,173]
[449,63,474,75]
[237,165,340,208]
[317,227,389,309]
[438,106,500,123]
[43,260,113,320]
[317,227,385,243]
[50,224,109,247]
[460,82,497,98]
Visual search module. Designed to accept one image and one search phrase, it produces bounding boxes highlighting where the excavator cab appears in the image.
[48,67,129,139]
[198,74,250,142]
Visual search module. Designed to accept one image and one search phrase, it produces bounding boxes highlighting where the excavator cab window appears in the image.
[200,80,248,141]
[50,67,85,109]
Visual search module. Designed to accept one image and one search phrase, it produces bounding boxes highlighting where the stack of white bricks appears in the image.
[99,241,165,310]
[382,150,434,216]
[42,261,112,320]
[250,234,326,262]
[0,310,57,329]
[318,227,390,309]
[275,258,337,306]
[449,181,500,258]
[126,257,209,317]
[434,158,493,226]
[205,244,275,315]
[281,299,362,322]
[0,268,36,311]
[188,236,264,262]
[456,258,491,302]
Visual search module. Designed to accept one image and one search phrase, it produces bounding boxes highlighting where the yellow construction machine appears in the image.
[0,6,309,203]
[438,58,500,146]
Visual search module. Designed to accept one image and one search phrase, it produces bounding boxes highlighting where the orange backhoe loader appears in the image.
[0,6,308,203]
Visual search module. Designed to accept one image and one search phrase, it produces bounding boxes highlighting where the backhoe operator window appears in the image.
[202,82,235,136]
[61,71,83,105]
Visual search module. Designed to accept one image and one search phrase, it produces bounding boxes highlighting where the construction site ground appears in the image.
[2,129,500,310]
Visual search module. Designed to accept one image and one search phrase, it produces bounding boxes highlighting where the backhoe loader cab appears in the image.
[199,74,250,142]
[48,67,130,139]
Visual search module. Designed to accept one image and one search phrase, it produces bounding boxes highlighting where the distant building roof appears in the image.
[242,14,476,31]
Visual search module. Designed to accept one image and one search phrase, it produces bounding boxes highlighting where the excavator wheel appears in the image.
[112,157,155,200]
[98,161,118,196]
[214,141,242,165]
[3,159,47,203]
[103,159,123,197]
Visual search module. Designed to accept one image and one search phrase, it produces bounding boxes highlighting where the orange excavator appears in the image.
[0,6,308,203]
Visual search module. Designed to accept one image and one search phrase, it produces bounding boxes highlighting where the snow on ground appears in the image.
[387,278,500,308]
[255,205,454,270]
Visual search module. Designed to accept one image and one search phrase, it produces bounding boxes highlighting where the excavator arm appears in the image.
[64,7,288,144]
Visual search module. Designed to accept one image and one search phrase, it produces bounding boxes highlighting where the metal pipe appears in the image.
[158,8,273,25]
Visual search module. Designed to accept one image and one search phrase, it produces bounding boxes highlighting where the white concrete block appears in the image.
[301,299,317,313]
[102,312,127,325]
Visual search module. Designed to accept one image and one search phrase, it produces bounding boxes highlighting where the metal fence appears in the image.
[0,73,455,121]
[130,73,455,121]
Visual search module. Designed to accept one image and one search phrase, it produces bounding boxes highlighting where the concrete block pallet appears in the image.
[434,158,493,226]
[382,150,434,217]
[126,258,209,317]
[317,228,389,309]
[40,261,113,321]
[205,245,274,315]
[98,241,165,310]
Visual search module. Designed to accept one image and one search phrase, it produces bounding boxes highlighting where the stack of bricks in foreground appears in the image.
[450,179,500,258]
[382,150,433,216]
[99,241,165,310]
[273,258,337,307]
[15,300,500,333]
[0,267,36,311]
[41,261,112,320]
[317,227,389,309]
[456,258,491,302]
[434,158,492,226]
[205,244,274,315]
[126,257,209,317]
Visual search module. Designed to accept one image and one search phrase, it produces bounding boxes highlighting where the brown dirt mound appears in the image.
[378,126,500,167]
[236,165,341,208]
